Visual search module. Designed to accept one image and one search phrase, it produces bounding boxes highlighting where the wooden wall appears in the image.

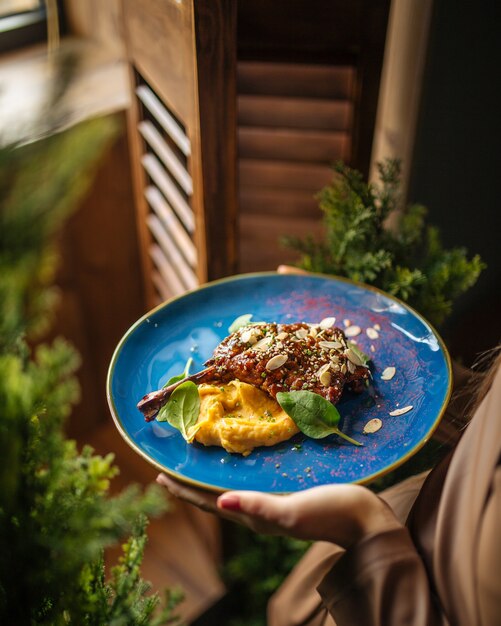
[63,0,126,57]
[56,116,145,437]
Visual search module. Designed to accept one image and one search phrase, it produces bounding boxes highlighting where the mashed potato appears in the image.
[193,380,299,456]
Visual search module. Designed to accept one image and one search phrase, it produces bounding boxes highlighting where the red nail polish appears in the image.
[218,495,241,511]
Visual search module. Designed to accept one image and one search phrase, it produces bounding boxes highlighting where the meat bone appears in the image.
[137,366,215,421]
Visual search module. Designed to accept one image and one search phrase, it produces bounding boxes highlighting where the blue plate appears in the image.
[107,272,452,493]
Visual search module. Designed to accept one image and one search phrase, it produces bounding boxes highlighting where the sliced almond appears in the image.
[319,370,332,387]
[363,418,383,434]
[345,347,363,366]
[316,363,331,378]
[295,328,308,339]
[308,326,318,338]
[366,327,379,340]
[344,325,361,337]
[266,354,288,371]
[374,323,381,331]
[254,336,272,351]
[343,319,351,327]
[381,366,396,381]
[240,329,251,343]
[340,363,347,374]
[241,328,260,344]
[319,316,336,330]
[347,360,356,374]
[370,344,376,353]
[389,405,413,416]
[276,331,289,341]
[319,340,343,350]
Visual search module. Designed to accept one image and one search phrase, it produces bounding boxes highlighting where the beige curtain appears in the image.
[370,0,434,212]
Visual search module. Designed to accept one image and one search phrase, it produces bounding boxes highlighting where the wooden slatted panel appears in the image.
[152,269,171,302]
[144,185,197,268]
[141,153,195,233]
[238,95,352,131]
[237,62,354,99]
[239,159,333,191]
[239,187,319,219]
[237,71,351,187]
[136,84,191,156]
[138,120,193,195]
[134,73,200,303]
[150,244,186,296]
[238,127,350,162]
[239,213,324,271]
[147,214,198,290]
[237,60,356,273]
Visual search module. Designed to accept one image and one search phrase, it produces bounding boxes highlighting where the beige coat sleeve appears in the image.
[476,465,501,626]
[317,527,445,626]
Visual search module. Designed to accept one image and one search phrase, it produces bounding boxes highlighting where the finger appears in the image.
[156,472,186,496]
[156,473,219,513]
[276,264,310,275]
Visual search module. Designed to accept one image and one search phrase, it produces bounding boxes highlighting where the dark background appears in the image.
[409,0,501,365]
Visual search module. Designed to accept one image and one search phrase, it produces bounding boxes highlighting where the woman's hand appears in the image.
[157,473,402,549]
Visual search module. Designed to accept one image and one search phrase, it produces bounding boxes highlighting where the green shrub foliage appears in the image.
[0,120,181,624]
[222,528,310,626]
[284,160,485,327]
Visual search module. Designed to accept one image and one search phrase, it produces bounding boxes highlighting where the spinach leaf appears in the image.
[156,381,200,441]
[163,357,193,388]
[228,313,253,334]
[276,390,362,446]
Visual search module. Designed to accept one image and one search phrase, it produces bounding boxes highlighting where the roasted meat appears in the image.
[138,321,370,421]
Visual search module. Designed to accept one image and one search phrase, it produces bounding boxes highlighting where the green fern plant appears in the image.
[284,159,485,327]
